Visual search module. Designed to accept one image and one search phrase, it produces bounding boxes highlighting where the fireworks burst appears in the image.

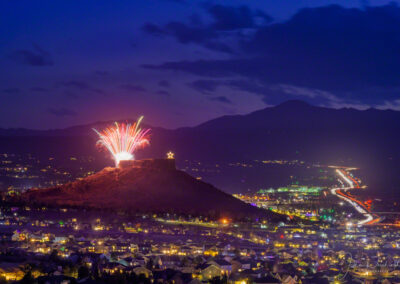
[93,116,151,166]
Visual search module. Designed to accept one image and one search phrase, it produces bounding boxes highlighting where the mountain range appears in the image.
[1,100,400,195]
[2,100,400,161]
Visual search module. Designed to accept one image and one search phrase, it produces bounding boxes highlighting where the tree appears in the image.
[20,270,34,284]
[78,266,90,279]
[136,273,151,284]
[210,276,224,284]
[146,258,154,270]
[49,249,59,263]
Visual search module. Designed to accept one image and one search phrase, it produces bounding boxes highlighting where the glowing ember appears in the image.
[93,116,151,166]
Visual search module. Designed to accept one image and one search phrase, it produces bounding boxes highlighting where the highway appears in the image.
[331,169,380,226]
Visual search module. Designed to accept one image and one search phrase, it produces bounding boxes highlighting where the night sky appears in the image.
[2,0,400,129]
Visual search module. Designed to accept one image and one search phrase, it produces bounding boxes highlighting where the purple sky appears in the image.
[1,0,400,129]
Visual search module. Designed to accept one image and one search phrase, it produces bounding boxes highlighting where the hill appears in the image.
[2,100,400,195]
[22,160,283,221]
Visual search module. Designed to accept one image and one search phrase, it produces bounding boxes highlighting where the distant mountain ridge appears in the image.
[0,101,400,196]
[196,100,400,131]
[1,100,399,136]
[1,100,400,195]
[1,100,400,163]
[0,120,158,137]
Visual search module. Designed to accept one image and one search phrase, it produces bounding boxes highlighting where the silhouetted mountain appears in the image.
[1,100,400,195]
[0,119,156,137]
[144,100,400,166]
[22,161,283,220]
[2,99,400,165]
[195,100,399,132]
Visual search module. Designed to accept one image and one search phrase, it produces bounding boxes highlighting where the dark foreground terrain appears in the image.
[22,162,283,221]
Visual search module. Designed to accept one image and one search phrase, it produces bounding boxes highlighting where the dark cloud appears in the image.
[204,3,271,31]
[143,21,232,53]
[58,80,90,89]
[227,79,272,97]
[30,87,48,92]
[156,90,170,96]
[142,23,166,35]
[94,70,109,76]
[8,43,53,66]
[189,13,203,26]
[64,91,80,99]
[3,88,20,94]
[210,96,232,104]
[47,107,77,117]
[91,88,105,95]
[188,79,272,97]
[56,80,105,95]
[143,58,246,77]
[187,78,330,104]
[143,4,400,105]
[161,0,186,4]
[142,4,271,53]
[120,84,146,92]
[158,80,171,87]
[201,42,233,53]
[187,80,220,94]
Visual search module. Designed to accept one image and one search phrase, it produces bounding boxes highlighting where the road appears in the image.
[331,169,380,226]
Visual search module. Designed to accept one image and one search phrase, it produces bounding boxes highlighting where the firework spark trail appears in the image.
[93,116,151,166]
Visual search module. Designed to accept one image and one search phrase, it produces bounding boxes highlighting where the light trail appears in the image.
[332,169,380,226]
[335,169,354,188]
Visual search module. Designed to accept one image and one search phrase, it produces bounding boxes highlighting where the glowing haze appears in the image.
[93,116,151,166]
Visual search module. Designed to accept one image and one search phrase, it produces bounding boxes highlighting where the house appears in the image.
[133,255,147,266]
[280,275,297,284]
[132,266,152,278]
[207,259,232,274]
[159,255,182,268]
[227,272,248,284]
[101,262,126,274]
[239,268,269,279]
[231,258,251,272]
[197,264,222,281]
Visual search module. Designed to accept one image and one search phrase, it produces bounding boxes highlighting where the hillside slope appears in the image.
[23,164,283,220]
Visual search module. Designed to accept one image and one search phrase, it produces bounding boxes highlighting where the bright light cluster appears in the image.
[93,116,151,166]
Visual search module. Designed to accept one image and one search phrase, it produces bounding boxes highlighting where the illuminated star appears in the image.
[167,151,175,159]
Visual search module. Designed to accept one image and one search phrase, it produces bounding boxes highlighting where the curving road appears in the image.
[331,169,380,226]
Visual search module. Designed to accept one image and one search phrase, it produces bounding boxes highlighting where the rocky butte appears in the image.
[23,158,284,221]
